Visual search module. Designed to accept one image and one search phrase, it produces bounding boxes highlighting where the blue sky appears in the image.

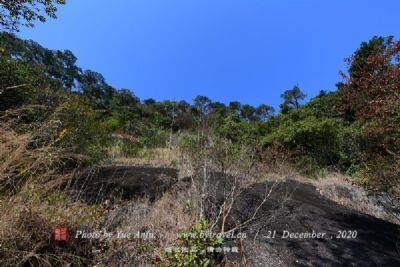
[19,0,400,108]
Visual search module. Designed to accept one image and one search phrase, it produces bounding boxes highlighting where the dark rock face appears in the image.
[227,179,400,267]
[67,166,178,203]
[67,167,399,266]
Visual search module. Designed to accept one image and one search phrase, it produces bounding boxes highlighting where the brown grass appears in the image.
[98,186,197,265]
[0,114,105,266]
[0,181,105,266]
[109,147,180,166]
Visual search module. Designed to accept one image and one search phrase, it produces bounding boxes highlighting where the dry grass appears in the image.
[313,173,400,224]
[0,114,105,266]
[0,115,197,266]
[315,174,381,216]
[0,181,105,266]
[98,186,197,265]
[4,116,395,266]
[109,147,180,167]
[0,117,86,194]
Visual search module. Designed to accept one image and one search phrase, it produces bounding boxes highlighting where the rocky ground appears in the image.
[70,166,400,266]
[227,179,400,266]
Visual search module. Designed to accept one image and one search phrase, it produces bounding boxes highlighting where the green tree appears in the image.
[280,85,306,112]
[143,98,156,107]
[339,36,400,192]
[194,95,211,115]
[0,52,56,110]
[108,89,140,127]
[228,101,241,114]
[78,70,117,109]
[209,101,227,117]
[0,0,65,31]
[110,89,139,107]
[0,32,81,89]
[256,104,275,121]
[348,36,392,78]
[240,104,257,122]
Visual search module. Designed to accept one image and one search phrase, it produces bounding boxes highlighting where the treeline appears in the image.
[0,32,399,194]
[0,32,276,124]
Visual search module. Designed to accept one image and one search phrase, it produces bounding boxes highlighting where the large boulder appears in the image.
[67,166,178,203]
[226,179,400,266]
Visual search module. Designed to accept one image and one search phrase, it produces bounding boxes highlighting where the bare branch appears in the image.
[223,181,278,235]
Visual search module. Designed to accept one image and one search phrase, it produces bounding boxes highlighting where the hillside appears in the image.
[1,17,400,267]
[61,166,400,266]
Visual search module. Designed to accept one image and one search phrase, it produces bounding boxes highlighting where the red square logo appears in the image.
[54,227,69,241]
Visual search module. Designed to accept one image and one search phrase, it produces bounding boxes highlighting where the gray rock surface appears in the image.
[71,167,400,266]
[226,179,400,267]
[319,182,400,223]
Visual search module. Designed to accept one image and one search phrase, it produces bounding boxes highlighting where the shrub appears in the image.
[103,117,121,130]
[263,115,342,166]
[56,94,111,163]
[297,155,328,179]
[337,122,364,170]
[216,115,261,144]
[166,219,223,267]
[346,162,370,185]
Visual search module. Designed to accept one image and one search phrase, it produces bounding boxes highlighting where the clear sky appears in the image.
[19,0,400,108]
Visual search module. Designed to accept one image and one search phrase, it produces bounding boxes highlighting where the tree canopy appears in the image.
[0,0,65,31]
[280,85,306,112]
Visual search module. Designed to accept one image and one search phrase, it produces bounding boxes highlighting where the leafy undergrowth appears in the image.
[166,219,224,267]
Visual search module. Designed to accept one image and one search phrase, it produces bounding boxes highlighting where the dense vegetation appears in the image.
[1,3,399,265]
[1,32,399,195]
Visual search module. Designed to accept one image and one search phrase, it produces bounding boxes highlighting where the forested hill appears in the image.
[2,1,400,266]
[1,32,399,195]
[1,29,400,267]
